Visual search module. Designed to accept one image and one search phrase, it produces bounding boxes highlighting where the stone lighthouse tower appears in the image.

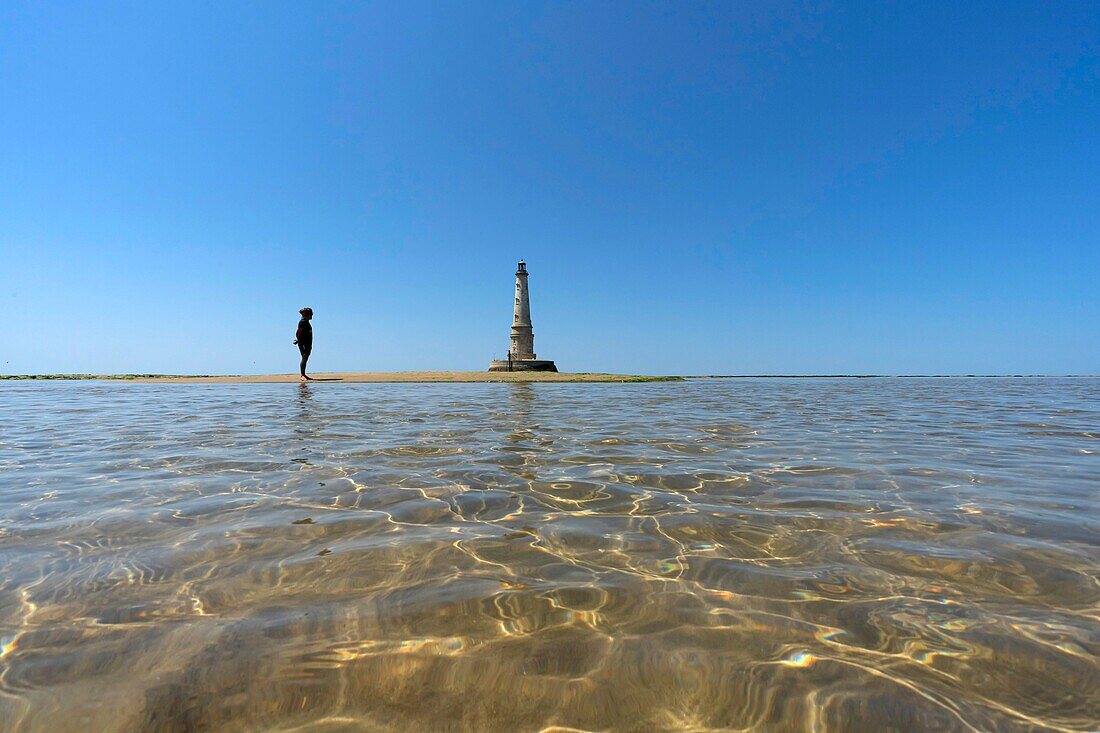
[510,260,535,359]
[488,261,558,372]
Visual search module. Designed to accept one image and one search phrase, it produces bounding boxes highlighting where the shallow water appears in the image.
[0,378,1098,732]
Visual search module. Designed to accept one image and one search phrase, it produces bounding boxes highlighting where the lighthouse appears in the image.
[488,261,558,372]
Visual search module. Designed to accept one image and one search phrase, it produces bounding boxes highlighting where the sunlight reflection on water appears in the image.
[0,378,1098,732]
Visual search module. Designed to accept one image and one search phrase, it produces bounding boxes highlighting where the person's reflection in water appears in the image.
[294,382,317,442]
[297,382,314,403]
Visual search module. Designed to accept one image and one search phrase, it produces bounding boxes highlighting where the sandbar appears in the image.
[4,371,682,383]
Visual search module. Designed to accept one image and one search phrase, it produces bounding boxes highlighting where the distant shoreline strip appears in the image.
[2,373,1096,381]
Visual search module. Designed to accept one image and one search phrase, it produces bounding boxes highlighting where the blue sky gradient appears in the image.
[2,1,1098,375]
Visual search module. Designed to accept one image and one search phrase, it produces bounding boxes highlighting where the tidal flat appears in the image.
[0,378,1097,732]
[0,371,684,383]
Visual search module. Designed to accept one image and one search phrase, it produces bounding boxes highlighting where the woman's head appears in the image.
[299,307,313,319]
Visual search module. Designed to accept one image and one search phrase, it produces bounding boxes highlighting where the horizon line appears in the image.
[2,372,1098,381]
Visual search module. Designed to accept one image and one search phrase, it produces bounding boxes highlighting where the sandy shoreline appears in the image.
[141,371,680,383]
[3,371,682,383]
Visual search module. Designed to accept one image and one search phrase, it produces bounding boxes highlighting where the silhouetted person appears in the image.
[294,307,313,381]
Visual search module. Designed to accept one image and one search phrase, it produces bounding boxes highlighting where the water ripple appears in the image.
[0,378,1098,732]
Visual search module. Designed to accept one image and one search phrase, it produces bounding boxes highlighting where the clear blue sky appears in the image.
[2,1,1097,375]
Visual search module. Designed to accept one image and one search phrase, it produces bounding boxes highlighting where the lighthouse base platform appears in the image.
[488,359,558,372]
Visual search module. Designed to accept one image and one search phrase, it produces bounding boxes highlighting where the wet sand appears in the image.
[125,371,680,383]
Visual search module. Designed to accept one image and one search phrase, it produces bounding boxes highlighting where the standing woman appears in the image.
[294,307,314,381]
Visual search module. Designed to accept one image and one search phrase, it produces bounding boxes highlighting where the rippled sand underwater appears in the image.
[0,378,1098,733]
